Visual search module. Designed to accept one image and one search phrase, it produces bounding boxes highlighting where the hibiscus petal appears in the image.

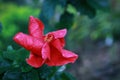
[41,43,50,59]
[51,39,62,51]
[58,38,65,47]
[35,18,44,31]
[29,16,44,39]
[46,46,77,66]
[62,49,78,62]
[50,29,67,39]
[13,32,43,56]
[26,53,45,68]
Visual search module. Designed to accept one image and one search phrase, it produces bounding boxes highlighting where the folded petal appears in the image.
[62,49,78,63]
[51,39,63,52]
[50,29,67,39]
[46,46,77,66]
[26,53,45,68]
[41,43,50,59]
[29,16,44,39]
[13,32,43,56]
[59,38,65,47]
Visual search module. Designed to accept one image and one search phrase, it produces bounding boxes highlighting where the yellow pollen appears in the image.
[44,34,54,42]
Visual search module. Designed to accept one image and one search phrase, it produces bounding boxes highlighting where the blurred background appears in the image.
[0,0,120,80]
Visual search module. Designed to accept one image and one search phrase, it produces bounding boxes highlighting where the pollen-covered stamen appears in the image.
[44,34,54,42]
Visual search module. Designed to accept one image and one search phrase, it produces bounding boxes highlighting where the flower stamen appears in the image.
[44,34,54,42]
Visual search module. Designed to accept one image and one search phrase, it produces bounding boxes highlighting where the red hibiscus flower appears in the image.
[13,16,78,68]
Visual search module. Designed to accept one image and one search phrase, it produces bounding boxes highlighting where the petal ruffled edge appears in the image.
[13,32,43,56]
[28,16,44,39]
[50,29,67,39]
[62,49,78,63]
[46,45,78,66]
[26,53,45,68]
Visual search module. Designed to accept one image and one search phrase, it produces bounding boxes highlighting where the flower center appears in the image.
[44,34,54,42]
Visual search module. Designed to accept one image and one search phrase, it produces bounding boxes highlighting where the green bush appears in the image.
[0,3,39,50]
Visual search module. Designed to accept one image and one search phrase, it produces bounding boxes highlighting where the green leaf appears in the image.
[56,11,74,29]
[16,48,29,61]
[3,48,29,62]
[67,4,77,15]
[21,62,32,72]
[2,48,29,69]
[60,72,76,80]
[3,50,17,61]
[7,45,13,51]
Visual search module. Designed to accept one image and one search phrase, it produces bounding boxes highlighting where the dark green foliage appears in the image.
[37,65,59,79]
[3,70,22,80]
[39,0,67,28]
[22,69,39,80]
[68,0,96,18]
[0,46,75,80]
[3,47,29,62]
[2,69,39,80]
[40,0,110,30]
[87,0,110,11]
[0,59,12,74]
[39,0,58,27]
[1,0,26,5]
[0,22,2,33]
[54,72,76,80]
[21,62,32,73]
[56,11,74,29]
